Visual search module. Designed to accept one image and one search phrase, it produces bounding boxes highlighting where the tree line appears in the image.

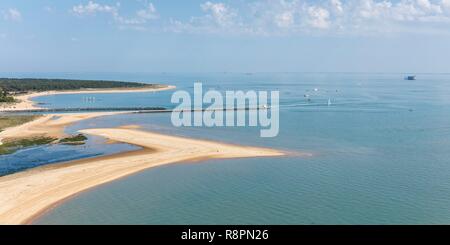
[0,87,15,103]
[0,78,158,93]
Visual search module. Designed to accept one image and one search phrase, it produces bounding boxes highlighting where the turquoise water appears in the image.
[3,72,450,224]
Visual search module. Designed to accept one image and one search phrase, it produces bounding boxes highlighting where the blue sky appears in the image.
[1,0,450,73]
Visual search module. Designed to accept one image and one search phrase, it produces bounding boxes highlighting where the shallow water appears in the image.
[3,72,450,224]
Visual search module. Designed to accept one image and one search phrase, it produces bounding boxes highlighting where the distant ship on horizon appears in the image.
[405,75,416,80]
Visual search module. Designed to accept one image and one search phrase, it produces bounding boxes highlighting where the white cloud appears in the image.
[200,2,237,27]
[167,1,241,34]
[70,0,450,35]
[416,0,442,12]
[349,0,450,31]
[235,1,450,34]
[169,1,334,34]
[71,1,158,30]
[116,2,158,27]
[275,12,295,28]
[136,3,158,20]
[71,1,118,16]
[357,0,393,19]
[308,6,331,29]
[3,8,22,22]
[443,0,450,9]
[330,0,344,14]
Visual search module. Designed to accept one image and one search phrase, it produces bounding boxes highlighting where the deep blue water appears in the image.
[2,72,450,224]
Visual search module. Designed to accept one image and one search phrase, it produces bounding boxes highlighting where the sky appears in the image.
[1,0,450,73]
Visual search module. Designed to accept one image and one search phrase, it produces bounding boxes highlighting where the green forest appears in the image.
[0,87,15,103]
[0,78,160,93]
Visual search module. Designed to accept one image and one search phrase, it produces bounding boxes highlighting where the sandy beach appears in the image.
[0,85,176,112]
[0,127,285,225]
[0,84,286,225]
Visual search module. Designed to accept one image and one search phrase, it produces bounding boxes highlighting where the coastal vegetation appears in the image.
[0,137,57,155]
[59,134,88,145]
[0,78,160,93]
[0,114,115,155]
[0,115,39,132]
[0,133,88,155]
[0,88,15,103]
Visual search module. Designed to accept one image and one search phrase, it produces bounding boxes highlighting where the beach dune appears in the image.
[0,128,285,225]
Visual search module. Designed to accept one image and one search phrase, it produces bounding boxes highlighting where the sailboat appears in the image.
[327,98,331,106]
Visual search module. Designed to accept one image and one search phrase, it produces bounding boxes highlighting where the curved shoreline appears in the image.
[0,85,176,112]
[0,127,286,225]
[23,149,154,225]
[0,84,290,225]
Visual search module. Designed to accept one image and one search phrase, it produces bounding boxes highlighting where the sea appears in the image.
[1,72,450,224]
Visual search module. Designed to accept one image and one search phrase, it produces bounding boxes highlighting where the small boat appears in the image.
[405,75,416,80]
